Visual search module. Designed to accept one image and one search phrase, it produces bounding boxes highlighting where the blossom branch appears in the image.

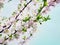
[0,0,32,33]
[0,0,60,45]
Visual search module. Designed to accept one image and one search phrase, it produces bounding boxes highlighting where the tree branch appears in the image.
[0,0,32,33]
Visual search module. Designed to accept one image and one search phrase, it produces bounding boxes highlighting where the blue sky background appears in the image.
[29,3,60,45]
[0,0,60,45]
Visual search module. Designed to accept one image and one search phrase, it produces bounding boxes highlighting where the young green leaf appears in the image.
[23,36,26,40]
[22,27,27,32]
[9,34,13,40]
[30,33,32,36]
[35,14,42,21]
[43,0,48,6]
[23,16,30,22]
[42,15,50,22]
[0,34,2,37]
[18,4,21,10]
[14,34,19,38]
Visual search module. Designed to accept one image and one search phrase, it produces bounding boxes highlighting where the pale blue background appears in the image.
[0,0,60,45]
[29,4,60,45]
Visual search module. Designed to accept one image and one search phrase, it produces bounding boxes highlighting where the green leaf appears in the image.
[9,34,13,40]
[38,9,41,13]
[14,34,19,38]
[12,11,16,15]
[42,15,50,22]
[22,27,27,32]
[36,14,42,21]
[44,1,48,6]
[18,4,21,10]
[23,16,30,22]
[47,15,50,20]
[43,0,47,1]
[30,33,32,36]
[23,36,26,40]
[43,0,48,6]
[24,3,26,7]
[0,34,2,37]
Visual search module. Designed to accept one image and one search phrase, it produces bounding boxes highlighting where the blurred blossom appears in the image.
[0,0,5,3]
[55,0,60,3]
[0,38,4,43]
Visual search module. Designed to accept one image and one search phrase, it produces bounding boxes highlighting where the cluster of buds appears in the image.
[0,0,59,45]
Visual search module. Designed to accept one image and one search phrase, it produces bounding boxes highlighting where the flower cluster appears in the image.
[0,0,59,45]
